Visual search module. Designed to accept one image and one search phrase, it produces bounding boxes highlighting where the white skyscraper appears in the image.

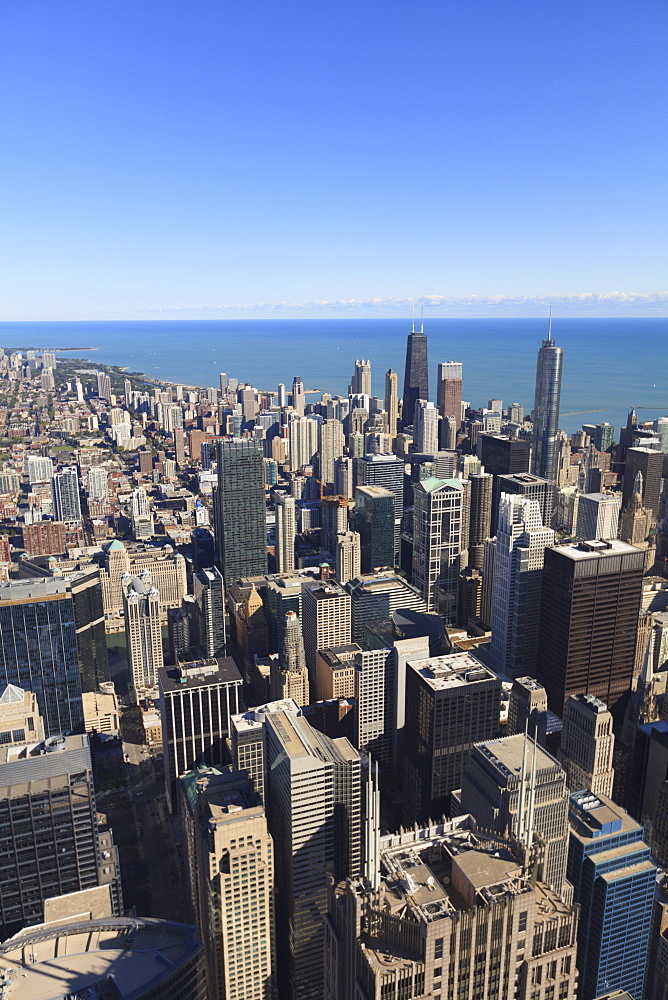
[27,455,54,484]
[335,530,361,584]
[288,413,319,472]
[489,494,554,679]
[575,492,621,541]
[124,575,163,697]
[87,466,109,501]
[318,418,345,486]
[51,467,82,524]
[414,399,439,454]
[275,490,296,573]
[350,359,371,397]
[131,487,153,540]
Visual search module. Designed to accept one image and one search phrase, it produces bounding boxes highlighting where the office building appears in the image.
[537,539,644,719]
[575,492,620,541]
[326,816,580,1000]
[0,683,45,745]
[384,368,398,437]
[567,790,656,1000]
[321,494,350,555]
[497,471,554,529]
[0,578,85,736]
[301,579,351,685]
[69,566,110,692]
[354,485,395,573]
[350,358,371,397]
[558,693,615,796]
[0,734,121,939]
[593,421,615,452]
[271,610,309,705]
[0,914,208,1000]
[99,538,188,631]
[315,643,360,700]
[467,469,493,569]
[335,529,361,584]
[345,572,427,641]
[619,487,653,544]
[180,767,275,1000]
[401,320,429,430]
[159,656,243,812]
[262,705,361,1000]
[458,734,570,894]
[354,647,394,772]
[507,676,548,745]
[288,412,319,471]
[86,464,109,500]
[356,452,404,558]
[623,446,663,521]
[478,433,531,530]
[489,495,554,680]
[274,490,296,573]
[627,720,668,829]
[193,566,226,657]
[437,360,463,430]
[531,331,563,482]
[215,439,267,585]
[131,485,153,539]
[319,417,345,486]
[414,399,439,454]
[412,477,465,622]
[124,575,163,699]
[81,682,120,736]
[334,454,353,498]
[403,652,501,824]
[51,465,82,524]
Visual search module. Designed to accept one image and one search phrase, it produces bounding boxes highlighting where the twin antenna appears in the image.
[411,301,424,334]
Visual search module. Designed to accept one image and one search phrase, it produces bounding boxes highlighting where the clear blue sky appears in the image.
[0,0,666,319]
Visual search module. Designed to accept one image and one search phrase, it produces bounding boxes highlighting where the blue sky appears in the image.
[0,0,666,319]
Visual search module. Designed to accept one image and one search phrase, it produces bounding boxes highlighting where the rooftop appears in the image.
[158,656,242,693]
[568,791,642,843]
[552,538,642,561]
[407,652,497,692]
[0,577,70,603]
[472,734,562,781]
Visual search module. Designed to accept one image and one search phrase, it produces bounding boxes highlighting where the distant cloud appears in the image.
[143,291,667,319]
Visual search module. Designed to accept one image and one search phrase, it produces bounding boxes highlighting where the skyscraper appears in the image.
[478,433,532,530]
[130,485,153,539]
[345,573,427,641]
[123,575,163,699]
[623,446,664,521]
[412,477,465,621]
[436,360,463,429]
[384,368,398,438]
[497,471,554,529]
[354,485,395,573]
[350,358,371,397]
[467,469,493,569]
[51,466,82,524]
[271,610,309,705]
[193,566,226,657]
[318,417,345,486]
[274,490,296,572]
[575,492,621,540]
[401,319,428,429]
[335,529,361,584]
[356,452,404,559]
[489,494,554,680]
[531,327,563,482]
[414,399,439,453]
[301,579,351,685]
[558,693,615,796]
[215,439,267,585]
[536,539,644,719]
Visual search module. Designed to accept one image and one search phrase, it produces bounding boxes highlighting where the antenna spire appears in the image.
[547,304,553,341]
[420,301,424,334]
[411,301,415,334]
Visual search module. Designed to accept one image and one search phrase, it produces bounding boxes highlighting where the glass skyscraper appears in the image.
[215,439,267,585]
[531,333,563,481]
[401,323,429,430]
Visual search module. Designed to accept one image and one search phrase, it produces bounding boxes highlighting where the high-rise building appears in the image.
[414,399,439,454]
[51,465,82,524]
[0,683,45,745]
[403,652,501,824]
[271,610,309,705]
[326,816,580,1000]
[623,446,664,521]
[401,320,429,430]
[26,454,54,483]
[575,491,620,540]
[458,734,570,893]
[437,360,463,430]
[412,477,465,621]
[507,676,548,745]
[467,469,493,569]
[130,485,153,539]
[345,573,427,642]
[215,439,267,585]
[558,693,615,796]
[193,566,226,657]
[354,485,395,573]
[86,464,109,500]
[350,358,371,397]
[489,494,554,680]
[288,412,319,471]
[567,790,656,1000]
[159,656,243,812]
[301,579,351,686]
[531,331,563,482]
[384,368,398,438]
[263,705,361,1000]
[536,539,644,719]
[320,494,350,556]
[0,733,121,939]
[497,471,554,530]
[334,454,353,498]
[0,578,86,736]
[274,490,296,573]
[123,575,163,699]
[318,417,345,486]
[291,375,305,414]
[335,529,361,584]
[180,767,275,1000]
[619,486,653,544]
[356,452,404,558]
[478,433,532,530]
[96,370,112,399]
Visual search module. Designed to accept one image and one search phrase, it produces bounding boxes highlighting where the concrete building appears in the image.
[403,652,501,824]
[326,816,579,1000]
[0,683,45,745]
[355,453,404,558]
[301,580,351,688]
[507,676,548,745]
[99,538,188,631]
[558,693,615,797]
[345,572,427,641]
[412,477,466,622]
[315,643,360,701]
[82,681,120,736]
[131,485,154,539]
[437,360,463,429]
[21,518,66,556]
[575,492,620,541]
[124,575,163,699]
[180,767,275,1000]
[497,472,554,531]
[335,529,361,584]
[623,446,663,521]
[275,490,296,573]
[193,565,226,657]
[51,466,82,524]
[384,368,398,438]
[271,610,309,706]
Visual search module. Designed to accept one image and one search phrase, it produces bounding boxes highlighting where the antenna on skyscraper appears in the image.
[411,301,415,334]
[547,304,553,341]
[420,301,424,334]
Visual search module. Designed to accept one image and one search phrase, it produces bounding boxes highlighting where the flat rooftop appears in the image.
[552,538,641,561]
[568,791,642,844]
[407,652,496,691]
[158,656,242,692]
[473,734,561,779]
[0,577,70,603]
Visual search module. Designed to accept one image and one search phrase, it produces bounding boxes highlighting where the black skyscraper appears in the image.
[531,328,563,482]
[401,322,429,430]
[215,439,267,585]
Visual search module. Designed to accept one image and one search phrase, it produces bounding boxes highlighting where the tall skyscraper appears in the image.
[180,767,275,1000]
[345,573,427,641]
[575,491,621,540]
[412,477,465,622]
[403,651,501,824]
[467,469,493,569]
[334,454,353,498]
[274,490,296,572]
[568,790,656,1000]
[215,439,267,585]
[489,494,554,680]
[51,466,82,524]
[497,471,554,529]
[291,375,305,415]
[288,413,319,471]
[263,705,361,1000]
[159,656,243,812]
[478,433,531,530]
[356,452,404,559]
[0,733,122,939]
[318,417,345,486]
[531,327,563,482]
[537,539,644,719]
[350,358,371,397]
[271,610,309,705]
[414,399,439,453]
[401,319,428,429]
[354,485,395,573]
[96,370,112,399]
[193,566,226,657]
[301,580,351,686]
[507,675,548,744]
[86,464,109,500]
[130,485,153,539]
[123,575,163,699]
[384,368,398,438]
[558,693,615,796]
[335,529,361,584]
[623,446,664,521]
[436,360,463,429]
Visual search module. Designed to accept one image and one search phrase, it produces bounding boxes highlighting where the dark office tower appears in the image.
[69,568,110,691]
[0,578,84,736]
[215,439,267,585]
[193,567,226,657]
[0,734,122,939]
[403,651,501,824]
[478,433,531,530]
[537,539,644,721]
[436,361,463,429]
[158,656,243,812]
[468,470,493,568]
[354,485,395,573]
[356,452,404,558]
[531,330,563,482]
[623,446,663,522]
[594,421,615,452]
[401,320,429,429]
[498,471,554,529]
